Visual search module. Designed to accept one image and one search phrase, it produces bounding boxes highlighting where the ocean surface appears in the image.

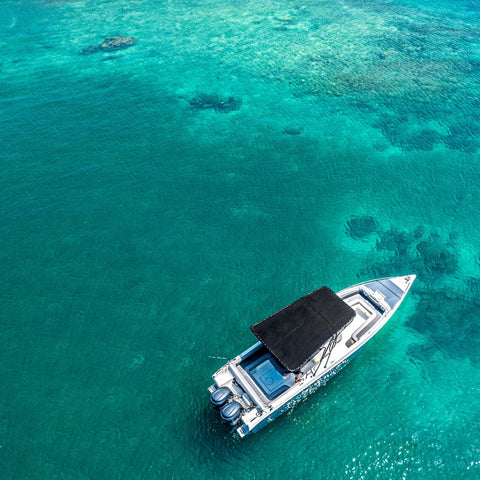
[1,0,480,478]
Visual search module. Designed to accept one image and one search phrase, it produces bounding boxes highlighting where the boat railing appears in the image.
[308,334,338,377]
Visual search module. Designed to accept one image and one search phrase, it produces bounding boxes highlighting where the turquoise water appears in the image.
[1,0,480,477]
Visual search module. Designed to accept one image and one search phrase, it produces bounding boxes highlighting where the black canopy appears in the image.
[250,287,355,372]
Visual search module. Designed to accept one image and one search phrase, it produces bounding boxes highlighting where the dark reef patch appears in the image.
[374,112,409,150]
[349,221,480,362]
[79,35,136,55]
[189,93,242,113]
[376,227,414,256]
[374,113,444,152]
[79,45,102,55]
[349,222,460,284]
[407,287,480,363]
[100,35,136,52]
[274,16,296,25]
[101,55,119,62]
[413,225,425,240]
[406,129,443,151]
[345,215,378,240]
[282,127,303,136]
[416,238,458,275]
[445,120,480,153]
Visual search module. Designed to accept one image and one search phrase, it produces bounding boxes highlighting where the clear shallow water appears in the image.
[1,0,480,478]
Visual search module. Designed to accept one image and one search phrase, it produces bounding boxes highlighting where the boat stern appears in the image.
[208,359,264,438]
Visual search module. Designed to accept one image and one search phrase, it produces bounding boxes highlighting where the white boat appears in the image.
[208,275,416,437]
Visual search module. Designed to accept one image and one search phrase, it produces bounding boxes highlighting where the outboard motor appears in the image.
[210,387,232,409]
[220,401,242,426]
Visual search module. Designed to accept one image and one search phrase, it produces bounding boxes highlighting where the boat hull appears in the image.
[209,275,415,437]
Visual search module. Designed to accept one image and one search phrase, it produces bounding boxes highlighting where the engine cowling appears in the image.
[220,401,242,425]
[210,387,232,409]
